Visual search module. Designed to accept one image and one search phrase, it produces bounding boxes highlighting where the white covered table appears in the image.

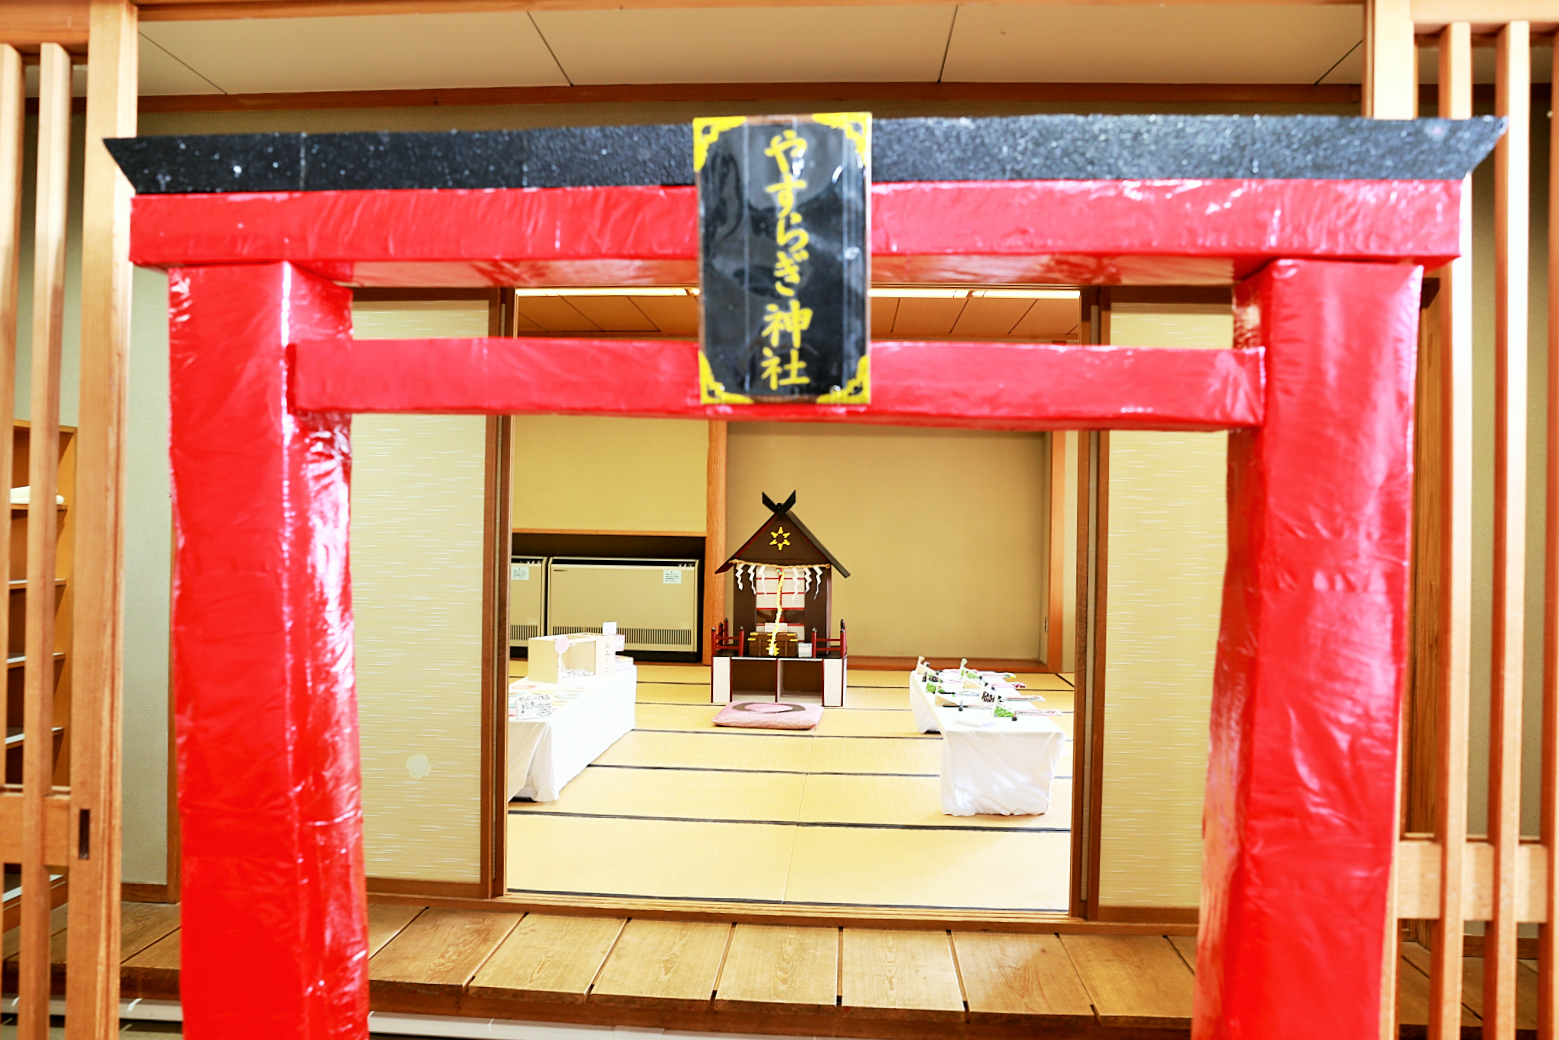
[508,662,636,802]
[910,672,1065,816]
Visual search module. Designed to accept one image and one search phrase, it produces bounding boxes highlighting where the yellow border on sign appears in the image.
[811,112,871,164]
[699,351,753,405]
[815,354,871,405]
[692,116,747,172]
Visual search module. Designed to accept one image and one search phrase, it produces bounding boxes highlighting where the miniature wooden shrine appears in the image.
[711,492,848,706]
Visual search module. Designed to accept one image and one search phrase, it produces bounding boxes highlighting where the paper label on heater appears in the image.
[511,564,530,581]
[663,569,683,584]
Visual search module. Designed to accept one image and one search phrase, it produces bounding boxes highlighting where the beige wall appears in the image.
[728,423,1048,660]
[1095,307,1230,908]
[512,416,707,533]
[351,302,490,882]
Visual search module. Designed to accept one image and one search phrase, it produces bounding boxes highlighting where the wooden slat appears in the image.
[1543,8,1559,1035]
[953,931,1094,1026]
[589,919,731,1011]
[839,928,963,1021]
[1396,839,1548,922]
[67,3,139,1037]
[1364,0,1417,119]
[0,791,71,865]
[712,924,838,1015]
[1429,26,1475,1040]
[1412,0,1559,27]
[1059,934,1194,1030]
[365,903,423,958]
[703,420,726,665]
[1487,23,1531,1040]
[468,913,624,1004]
[368,908,520,998]
[17,42,70,1040]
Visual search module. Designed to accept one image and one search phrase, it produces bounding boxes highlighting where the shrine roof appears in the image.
[107,114,1504,196]
[719,493,849,578]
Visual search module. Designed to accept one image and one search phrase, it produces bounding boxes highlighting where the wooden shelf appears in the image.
[5,725,61,749]
[7,652,66,669]
[8,579,67,591]
[10,504,67,514]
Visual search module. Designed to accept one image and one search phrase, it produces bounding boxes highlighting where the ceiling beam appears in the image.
[136,0,1365,20]
[0,1,90,48]
[135,81,1366,114]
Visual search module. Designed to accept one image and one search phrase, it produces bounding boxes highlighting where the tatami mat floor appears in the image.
[508,662,1073,912]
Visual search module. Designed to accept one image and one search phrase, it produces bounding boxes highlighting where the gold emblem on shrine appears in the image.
[769,526,790,550]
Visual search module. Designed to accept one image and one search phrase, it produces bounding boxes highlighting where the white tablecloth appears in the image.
[910,673,1065,816]
[508,664,636,802]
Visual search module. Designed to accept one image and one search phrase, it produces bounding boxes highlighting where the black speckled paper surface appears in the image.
[106,115,1505,195]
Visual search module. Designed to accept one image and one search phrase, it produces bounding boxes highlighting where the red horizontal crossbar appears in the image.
[292,337,1264,431]
[134,179,1462,288]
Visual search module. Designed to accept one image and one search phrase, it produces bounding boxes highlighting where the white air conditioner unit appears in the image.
[546,557,699,654]
[509,556,546,650]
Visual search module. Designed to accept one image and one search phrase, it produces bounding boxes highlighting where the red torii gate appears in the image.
[115,117,1494,1040]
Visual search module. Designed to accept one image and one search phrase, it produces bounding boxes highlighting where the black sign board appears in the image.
[695,114,870,404]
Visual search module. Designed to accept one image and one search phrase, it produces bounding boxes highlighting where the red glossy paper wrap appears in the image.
[128,179,1463,288]
[169,262,367,1040]
[1196,259,1419,1040]
[293,337,1264,432]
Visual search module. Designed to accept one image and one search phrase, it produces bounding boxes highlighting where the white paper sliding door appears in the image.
[350,301,489,883]
[1096,305,1230,910]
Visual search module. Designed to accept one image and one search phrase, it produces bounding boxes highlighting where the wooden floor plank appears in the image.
[469,913,625,1004]
[1059,934,1194,1029]
[840,928,964,1021]
[713,923,839,1015]
[1,902,67,961]
[121,928,180,988]
[120,902,181,962]
[1167,934,1197,972]
[590,919,732,1010]
[368,908,520,998]
[1397,942,1482,1028]
[1460,956,1537,1032]
[366,904,424,958]
[953,931,1093,1025]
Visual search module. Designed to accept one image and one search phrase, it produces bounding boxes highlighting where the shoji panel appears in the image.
[1096,307,1229,908]
[351,301,488,882]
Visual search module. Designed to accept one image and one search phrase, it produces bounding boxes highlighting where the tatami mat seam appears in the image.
[507,810,1069,834]
[559,763,1075,780]
[503,887,1072,913]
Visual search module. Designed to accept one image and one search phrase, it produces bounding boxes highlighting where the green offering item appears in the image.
[993,704,1016,720]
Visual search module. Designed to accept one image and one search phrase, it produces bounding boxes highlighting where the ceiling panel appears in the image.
[950,297,1035,338]
[139,34,222,96]
[564,296,658,333]
[629,296,698,337]
[943,5,1362,84]
[1008,299,1079,341]
[531,6,956,85]
[140,12,568,95]
[891,297,967,337]
[514,297,597,333]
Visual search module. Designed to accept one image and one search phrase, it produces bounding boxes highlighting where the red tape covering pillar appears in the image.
[169,262,366,1039]
[1197,259,1419,1039]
